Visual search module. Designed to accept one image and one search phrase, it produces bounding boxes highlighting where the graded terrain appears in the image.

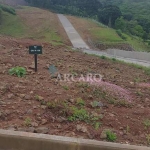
[0,6,150,147]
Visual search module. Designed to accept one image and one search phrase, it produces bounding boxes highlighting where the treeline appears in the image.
[25,0,121,27]
[25,0,150,41]
[25,0,102,18]
[112,0,150,41]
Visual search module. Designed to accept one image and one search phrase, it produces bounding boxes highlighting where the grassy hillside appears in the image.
[0,11,26,37]
[17,6,70,45]
[0,4,26,37]
[68,16,150,51]
[0,5,70,45]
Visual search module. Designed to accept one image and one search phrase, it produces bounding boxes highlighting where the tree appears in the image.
[98,5,122,27]
[123,13,133,21]
[115,17,126,31]
[142,32,148,41]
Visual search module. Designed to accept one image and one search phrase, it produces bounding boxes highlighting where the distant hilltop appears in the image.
[0,0,28,6]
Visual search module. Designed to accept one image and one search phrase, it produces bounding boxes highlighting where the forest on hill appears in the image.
[22,0,150,43]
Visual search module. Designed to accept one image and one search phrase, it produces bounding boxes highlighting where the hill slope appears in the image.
[0,6,71,45]
[67,15,150,51]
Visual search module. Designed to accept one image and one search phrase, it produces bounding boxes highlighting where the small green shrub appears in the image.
[47,102,56,108]
[146,134,150,145]
[143,119,150,129]
[68,107,89,122]
[24,117,32,126]
[62,85,69,90]
[0,4,16,15]
[112,58,116,61]
[106,130,117,142]
[116,30,127,40]
[91,101,101,108]
[100,55,106,59]
[94,122,102,130]
[9,66,26,77]
[76,98,85,106]
[144,67,150,76]
[126,125,130,133]
[116,29,122,36]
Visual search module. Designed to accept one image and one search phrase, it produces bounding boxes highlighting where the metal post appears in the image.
[34,54,37,72]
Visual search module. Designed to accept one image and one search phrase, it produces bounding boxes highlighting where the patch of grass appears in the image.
[24,117,32,126]
[143,119,150,129]
[0,4,16,15]
[116,30,127,40]
[90,27,123,43]
[93,122,102,130]
[126,125,130,134]
[35,28,64,46]
[91,101,101,108]
[146,134,150,145]
[112,58,116,61]
[105,130,117,142]
[76,98,85,106]
[35,95,40,101]
[9,66,26,77]
[35,95,44,102]
[143,67,150,76]
[68,107,90,122]
[100,55,107,59]
[92,87,130,107]
[47,102,56,109]
[134,77,141,83]
[125,34,150,52]
[62,85,69,90]
[0,11,26,37]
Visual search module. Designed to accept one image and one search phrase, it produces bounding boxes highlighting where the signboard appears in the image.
[29,45,42,72]
[29,46,42,54]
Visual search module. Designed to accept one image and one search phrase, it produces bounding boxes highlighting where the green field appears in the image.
[90,27,123,43]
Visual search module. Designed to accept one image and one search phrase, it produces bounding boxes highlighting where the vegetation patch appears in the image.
[0,11,26,37]
[9,67,26,77]
[0,4,16,15]
[105,130,117,142]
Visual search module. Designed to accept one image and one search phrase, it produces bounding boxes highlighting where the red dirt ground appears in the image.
[0,36,150,147]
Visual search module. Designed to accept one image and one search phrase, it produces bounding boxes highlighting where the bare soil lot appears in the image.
[0,36,150,147]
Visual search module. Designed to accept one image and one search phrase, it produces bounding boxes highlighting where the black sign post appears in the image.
[29,46,42,72]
